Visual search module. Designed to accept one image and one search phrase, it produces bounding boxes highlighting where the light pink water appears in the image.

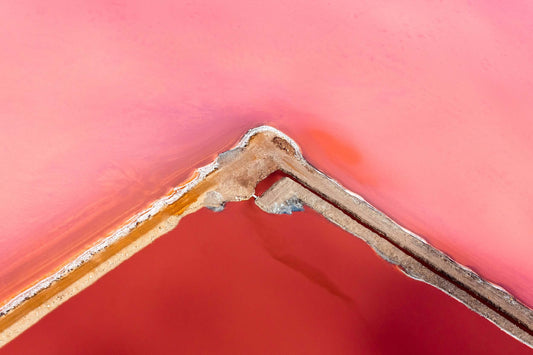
[1,0,533,311]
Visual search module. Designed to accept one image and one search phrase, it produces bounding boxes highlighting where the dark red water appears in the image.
[2,202,531,354]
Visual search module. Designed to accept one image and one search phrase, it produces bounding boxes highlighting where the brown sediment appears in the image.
[0,126,532,348]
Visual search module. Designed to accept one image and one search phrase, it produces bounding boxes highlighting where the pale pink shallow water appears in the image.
[1,0,533,312]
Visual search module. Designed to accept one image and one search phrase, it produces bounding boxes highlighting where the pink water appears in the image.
[1,0,533,312]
